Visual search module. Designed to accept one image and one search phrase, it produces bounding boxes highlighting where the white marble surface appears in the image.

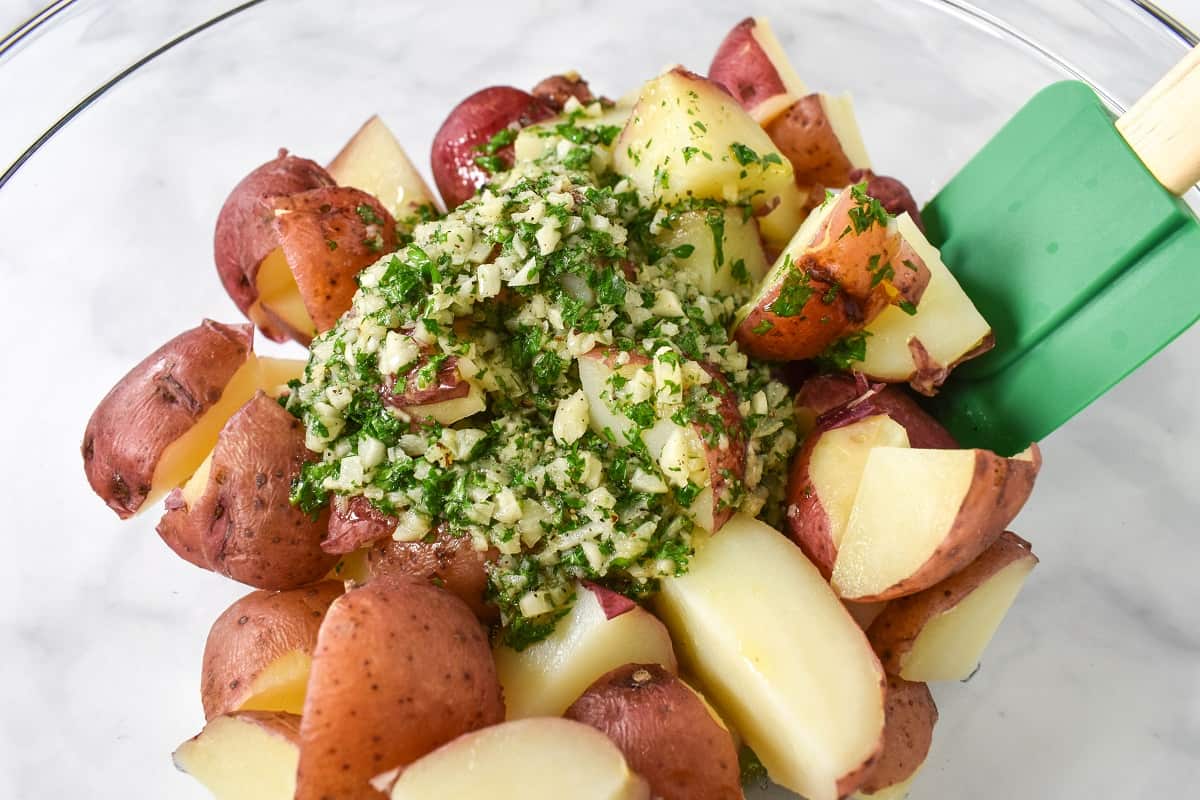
[0,2,1198,799]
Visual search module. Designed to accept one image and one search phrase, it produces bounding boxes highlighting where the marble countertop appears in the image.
[0,2,1197,799]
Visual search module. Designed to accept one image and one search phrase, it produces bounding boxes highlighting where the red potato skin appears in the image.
[857,676,938,794]
[734,271,861,361]
[793,374,957,448]
[158,490,213,570]
[565,664,744,800]
[213,151,335,341]
[200,581,343,720]
[270,186,397,333]
[157,392,336,590]
[82,320,253,519]
[358,529,498,622]
[383,355,470,408]
[784,434,839,579]
[324,495,397,554]
[867,531,1036,674]
[296,578,504,800]
[531,73,596,111]
[698,367,750,533]
[849,168,924,232]
[431,86,555,209]
[765,94,857,190]
[708,18,788,115]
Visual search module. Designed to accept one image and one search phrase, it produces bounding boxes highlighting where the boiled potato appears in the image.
[565,663,744,800]
[832,445,1041,601]
[213,152,335,342]
[174,712,301,800]
[494,582,678,719]
[431,86,555,208]
[786,414,911,578]
[849,169,924,231]
[852,214,993,393]
[613,68,804,251]
[708,16,809,125]
[653,205,770,296]
[655,513,886,800]
[296,578,503,800]
[792,373,958,448]
[388,718,650,800]
[868,531,1038,681]
[530,71,597,111]
[853,676,937,798]
[82,320,305,520]
[200,582,342,720]
[764,93,871,192]
[157,392,336,590]
[328,115,439,220]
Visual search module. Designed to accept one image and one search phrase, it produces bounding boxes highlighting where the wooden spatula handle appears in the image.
[1116,44,1200,196]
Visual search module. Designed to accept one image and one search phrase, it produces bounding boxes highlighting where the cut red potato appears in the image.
[845,600,889,632]
[764,92,871,192]
[387,718,651,800]
[708,17,809,125]
[656,513,886,800]
[868,531,1038,681]
[383,354,487,425]
[565,663,744,800]
[733,186,930,361]
[793,374,958,449]
[513,102,633,164]
[849,169,924,232]
[328,115,440,220]
[157,392,337,590]
[82,320,304,519]
[832,445,1041,602]
[431,86,555,209]
[786,414,911,578]
[213,152,335,342]
[578,348,651,446]
[654,205,770,295]
[174,711,301,800]
[530,71,597,111]
[332,515,497,621]
[296,578,504,800]
[200,582,342,720]
[494,582,678,719]
[613,67,805,251]
[853,676,937,799]
[852,213,993,393]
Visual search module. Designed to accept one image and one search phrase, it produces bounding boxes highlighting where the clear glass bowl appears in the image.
[0,2,1196,798]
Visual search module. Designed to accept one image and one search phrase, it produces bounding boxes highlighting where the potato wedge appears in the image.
[832,445,1041,601]
[708,16,809,125]
[388,718,650,800]
[296,578,503,800]
[328,115,439,220]
[495,582,677,719]
[431,86,555,208]
[565,663,743,800]
[852,214,993,393]
[157,392,336,589]
[786,414,911,578]
[82,320,302,519]
[854,676,937,797]
[613,68,804,251]
[655,514,885,800]
[654,205,770,296]
[764,93,871,191]
[793,374,957,449]
[214,151,335,342]
[174,711,301,800]
[868,531,1038,681]
[200,582,342,720]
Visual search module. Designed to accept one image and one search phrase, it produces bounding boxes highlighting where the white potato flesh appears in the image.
[819,93,872,170]
[614,70,795,219]
[237,649,312,715]
[251,248,317,339]
[389,718,650,800]
[809,415,910,550]
[655,513,885,800]
[900,556,1037,681]
[832,447,978,599]
[578,352,650,446]
[173,713,300,800]
[514,104,633,163]
[149,355,306,506]
[327,114,439,218]
[854,214,991,380]
[655,206,770,295]
[494,584,677,719]
[405,382,486,426]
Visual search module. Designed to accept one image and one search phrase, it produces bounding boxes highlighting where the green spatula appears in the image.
[923,45,1200,456]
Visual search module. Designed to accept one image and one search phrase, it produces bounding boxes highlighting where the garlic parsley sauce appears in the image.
[287,99,797,648]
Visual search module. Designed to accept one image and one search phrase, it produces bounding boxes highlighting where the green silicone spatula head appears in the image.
[922,45,1200,456]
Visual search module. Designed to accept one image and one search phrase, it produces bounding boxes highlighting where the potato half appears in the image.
[792,373,958,448]
[174,711,301,800]
[565,663,744,800]
[296,578,504,800]
[200,581,343,720]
